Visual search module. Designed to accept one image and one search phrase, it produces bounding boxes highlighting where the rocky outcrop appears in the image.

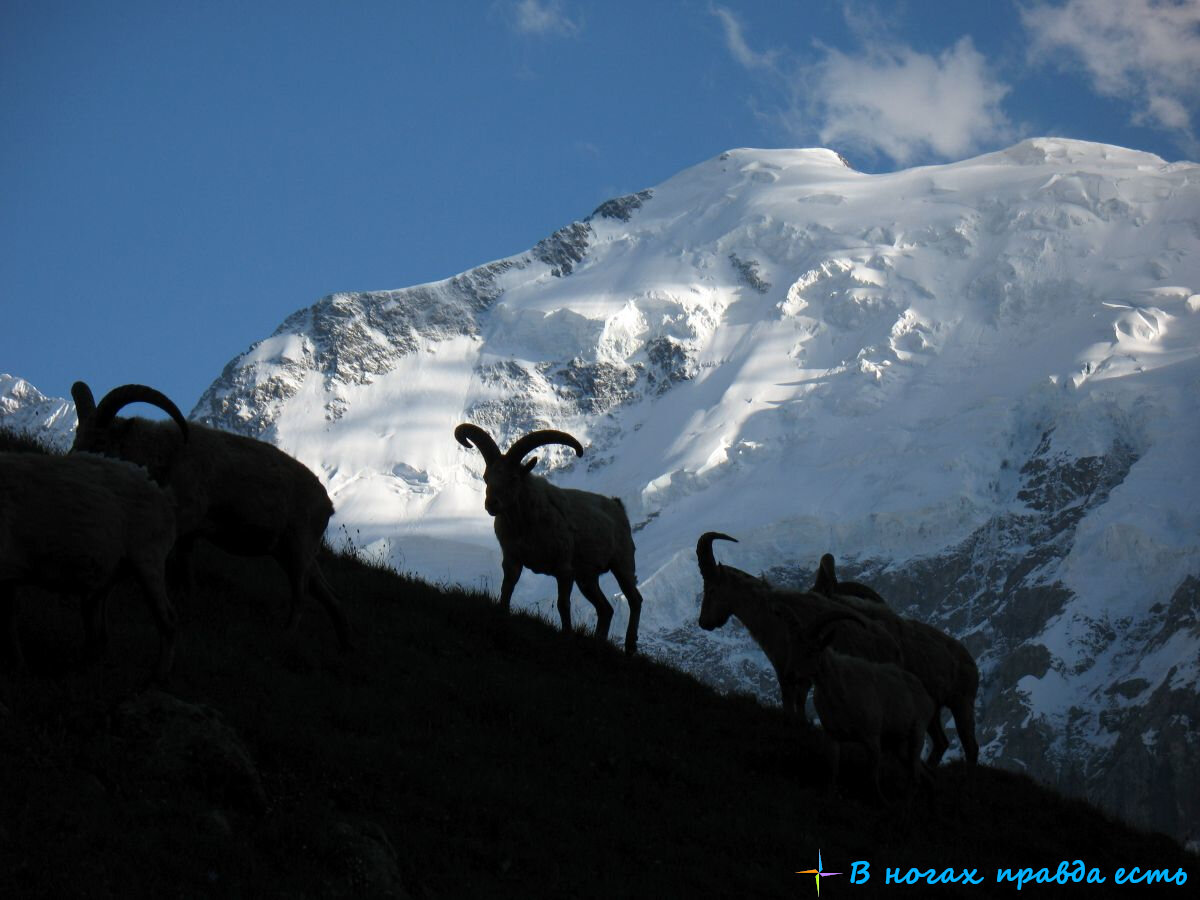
[589,190,653,223]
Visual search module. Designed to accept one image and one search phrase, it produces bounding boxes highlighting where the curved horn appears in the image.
[93,384,189,442]
[71,381,97,422]
[696,531,738,582]
[812,552,838,595]
[505,429,584,464]
[454,423,502,463]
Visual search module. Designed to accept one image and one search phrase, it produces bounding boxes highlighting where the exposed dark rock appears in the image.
[588,190,653,223]
[465,334,697,437]
[985,687,1059,773]
[645,337,696,392]
[729,253,771,294]
[1090,674,1200,844]
[533,222,593,277]
[1106,678,1152,699]
[632,510,660,534]
[991,642,1053,687]
[993,583,1072,644]
[548,358,640,416]
[658,622,781,703]
[466,362,566,447]
[191,259,520,436]
[1149,575,1200,654]
[463,397,558,451]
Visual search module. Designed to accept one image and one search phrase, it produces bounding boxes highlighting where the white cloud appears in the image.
[711,5,779,70]
[710,6,1012,167]
[807,36,1013,166]
[1022,0,1200,141]
[509,0,580,37]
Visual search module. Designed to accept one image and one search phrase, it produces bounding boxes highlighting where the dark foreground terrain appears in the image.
[1,431,1195,897]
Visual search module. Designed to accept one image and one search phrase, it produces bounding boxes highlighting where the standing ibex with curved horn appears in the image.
[71,381,352,651]
[454,423,645,654]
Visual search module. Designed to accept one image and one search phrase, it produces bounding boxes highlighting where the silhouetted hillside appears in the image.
[1,429,1195,897]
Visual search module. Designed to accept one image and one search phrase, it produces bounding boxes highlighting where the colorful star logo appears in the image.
[796,849,841,896]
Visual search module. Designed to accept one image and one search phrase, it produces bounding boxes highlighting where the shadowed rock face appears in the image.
[1086,575,1200,842]
[534,222,593,277]
[188,189,666,439]
[729,253,771,294]
[192,258,521,436]
[589,190,653,223]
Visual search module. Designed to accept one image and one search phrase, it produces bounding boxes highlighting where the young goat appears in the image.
[774,603,936,803]
[454,423,645,654]
[70,381,352,650]
[834,592,980,767]
[0,452,179,679]
[696,533,900,715]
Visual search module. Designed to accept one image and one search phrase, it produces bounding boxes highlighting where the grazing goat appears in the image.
[454,423,645,654]
[698,533,979,766]
[774,603,936,802]
[70,381,352,650]
[0,452,179,679]
[812,552,886,604]
[696,533,900,715]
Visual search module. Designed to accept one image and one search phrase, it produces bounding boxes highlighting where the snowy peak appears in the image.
[191,140,1199,590]
[0,375,75,449]
[986,137,1170,169]
[193,257,520,438]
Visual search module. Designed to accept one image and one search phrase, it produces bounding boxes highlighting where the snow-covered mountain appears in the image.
[6,138,1197,845]
[0,375,75,449]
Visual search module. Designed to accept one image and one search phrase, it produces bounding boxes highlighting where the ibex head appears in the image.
[454,423,583,517]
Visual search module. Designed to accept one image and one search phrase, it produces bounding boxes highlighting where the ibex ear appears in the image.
[523,457,538,473]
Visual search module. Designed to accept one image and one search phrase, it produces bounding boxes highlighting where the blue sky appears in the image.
[3,0,1198,411]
